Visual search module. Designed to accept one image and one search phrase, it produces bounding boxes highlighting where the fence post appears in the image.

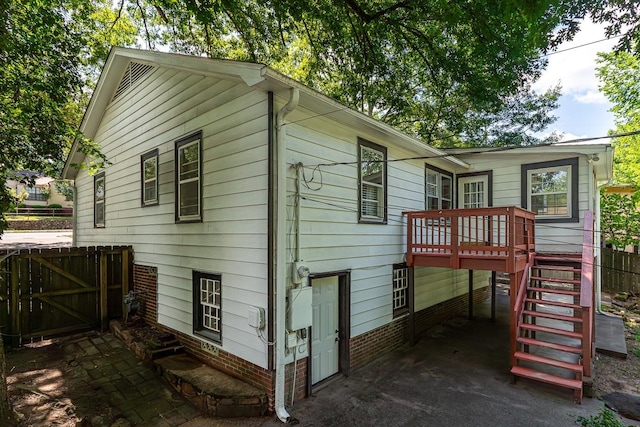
[100,250,108,331]
[10,255,20,348]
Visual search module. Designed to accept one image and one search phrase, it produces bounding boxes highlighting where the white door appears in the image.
[311,276,339,384]
[458,175,490,245]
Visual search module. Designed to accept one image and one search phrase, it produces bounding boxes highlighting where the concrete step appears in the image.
[155,354,268,418]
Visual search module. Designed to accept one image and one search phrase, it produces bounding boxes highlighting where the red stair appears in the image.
[510,254,588,403]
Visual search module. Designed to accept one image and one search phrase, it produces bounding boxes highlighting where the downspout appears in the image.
[275,88,299,423]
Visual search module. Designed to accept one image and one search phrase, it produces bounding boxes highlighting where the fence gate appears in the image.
[0,246,132,347]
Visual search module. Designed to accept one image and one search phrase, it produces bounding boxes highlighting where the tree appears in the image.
[600,191,640,249]
[0,0,132,234]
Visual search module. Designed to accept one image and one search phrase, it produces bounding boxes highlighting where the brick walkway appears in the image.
[6,331,202,426]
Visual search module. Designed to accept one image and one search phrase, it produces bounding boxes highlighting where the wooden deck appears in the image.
[406,207,535,273]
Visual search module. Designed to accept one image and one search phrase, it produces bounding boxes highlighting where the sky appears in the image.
[534,19,619,141]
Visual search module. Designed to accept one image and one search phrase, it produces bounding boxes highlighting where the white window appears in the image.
[94,173,105,228]
[193,271,222,343]
[528,167,569,217]
[358,139,386,223]
[175,133,202,222]
[393,264,409,317]
[522,158,578,222]
[141,149,158,206]
[425,167,452,210]
[26,186,47,202]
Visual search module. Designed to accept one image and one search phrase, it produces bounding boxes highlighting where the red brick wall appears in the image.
[349,315,409,371]
[284,356,308,404]
[414,286,490,335]
[132,264,158,324]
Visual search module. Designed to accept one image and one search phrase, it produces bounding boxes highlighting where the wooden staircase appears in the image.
[511,255,586,402]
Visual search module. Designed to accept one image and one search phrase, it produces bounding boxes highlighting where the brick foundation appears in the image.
[349,315,409,371]
[132,264,158,324]
[414,286,490,336]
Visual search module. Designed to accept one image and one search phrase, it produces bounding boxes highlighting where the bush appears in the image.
[18,203,26,208]
[577,408,628,427]
[49,203,63,209]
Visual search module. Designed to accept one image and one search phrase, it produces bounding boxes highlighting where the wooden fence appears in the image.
[0,246,132,347]
[601,247,640,294]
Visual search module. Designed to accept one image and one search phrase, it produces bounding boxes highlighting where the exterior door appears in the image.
[311,276,339,384]
[458,175,490,245]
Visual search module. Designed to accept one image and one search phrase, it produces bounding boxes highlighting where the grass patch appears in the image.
[577,408,629,427]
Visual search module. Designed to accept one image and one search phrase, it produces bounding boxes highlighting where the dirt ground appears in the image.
[593,292,640,399]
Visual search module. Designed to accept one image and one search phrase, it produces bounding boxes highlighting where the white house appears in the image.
[63,48,613,416]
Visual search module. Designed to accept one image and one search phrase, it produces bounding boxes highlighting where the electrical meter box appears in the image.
[287,286,312,330]
[247,306,265,329]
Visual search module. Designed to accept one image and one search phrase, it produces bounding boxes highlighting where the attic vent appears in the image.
[112,61,154,102]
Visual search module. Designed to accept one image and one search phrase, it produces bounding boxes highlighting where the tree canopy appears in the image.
[2,0,640,234]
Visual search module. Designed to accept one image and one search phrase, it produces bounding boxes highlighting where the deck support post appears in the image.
[491,271,497,323]
[468,270,474,320]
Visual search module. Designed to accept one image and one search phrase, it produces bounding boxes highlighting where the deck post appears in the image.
[468,270,474,320]
[491,271,497,323]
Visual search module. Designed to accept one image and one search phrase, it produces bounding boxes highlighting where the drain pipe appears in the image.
[275,88,299,423]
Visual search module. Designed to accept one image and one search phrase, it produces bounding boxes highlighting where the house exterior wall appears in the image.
[6,177,72,207]
[73,66,271,369]
[453,151,596,254]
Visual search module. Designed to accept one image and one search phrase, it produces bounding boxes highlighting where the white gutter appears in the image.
[275,88,299,423]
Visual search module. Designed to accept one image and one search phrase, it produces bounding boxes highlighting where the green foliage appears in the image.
[577,408,628,427]
[48,204,63,209]
[54,181,74,202]
[597,51,640,187]
[600,191,640,249]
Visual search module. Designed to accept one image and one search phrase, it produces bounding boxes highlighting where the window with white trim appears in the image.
[26,186,47,202]
[193,270,222,344]
[94,172,105,228]
[141,149,158,207]
[358,139,387,223]
[392,263,409,317]
[528,167,569,217]
[425,166,452,210]
[522,158,578,222]
[175,132,202,222]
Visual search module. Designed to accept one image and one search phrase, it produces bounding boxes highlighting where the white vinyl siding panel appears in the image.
[414,267,489,311]
[73,68,270,368]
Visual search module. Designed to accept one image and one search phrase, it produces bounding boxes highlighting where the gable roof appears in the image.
[63,47,468,179]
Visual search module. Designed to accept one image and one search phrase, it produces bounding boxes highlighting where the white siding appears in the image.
[454,152,594,253]
[279,96,481,338]
[74,67,270,368]
[414,268,489,311]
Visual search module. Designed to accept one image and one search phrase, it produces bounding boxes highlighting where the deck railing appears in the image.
[406,207,536,270]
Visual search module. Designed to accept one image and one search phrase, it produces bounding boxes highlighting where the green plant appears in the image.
[49,203,62,209]
[634,348,640,357]
[577,408,628,427]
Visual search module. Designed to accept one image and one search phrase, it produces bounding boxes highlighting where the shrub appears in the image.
[577,408,628,427]
[49,203,63,209]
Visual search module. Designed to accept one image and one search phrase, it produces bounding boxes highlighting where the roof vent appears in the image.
[112,61,154,102]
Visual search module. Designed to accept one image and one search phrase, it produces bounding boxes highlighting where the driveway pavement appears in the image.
[0,230,72,248]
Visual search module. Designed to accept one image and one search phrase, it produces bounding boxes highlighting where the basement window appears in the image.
[392,263,409,317]
[193,270,222,344]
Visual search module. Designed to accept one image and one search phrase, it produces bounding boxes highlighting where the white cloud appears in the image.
[533,19,618,105]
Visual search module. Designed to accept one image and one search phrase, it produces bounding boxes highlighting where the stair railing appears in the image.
[511,251,535,367]
[580,211,595,378]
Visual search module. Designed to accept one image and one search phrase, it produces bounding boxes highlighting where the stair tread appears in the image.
[514,351,583,372]
[520,323,583,339]
[530,276,581,284]
[523,310,583,323]
[525,298,581,309]
[511,365,583,390]
[533,265,581,272]
[534,255,582,262]
[528,286,580,296]
[517,337,583,354]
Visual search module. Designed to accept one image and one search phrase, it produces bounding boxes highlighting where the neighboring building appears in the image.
[6,171,73,208]
[63,48,613,415]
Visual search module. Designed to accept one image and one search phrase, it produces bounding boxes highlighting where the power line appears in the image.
[541,35,623,58]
